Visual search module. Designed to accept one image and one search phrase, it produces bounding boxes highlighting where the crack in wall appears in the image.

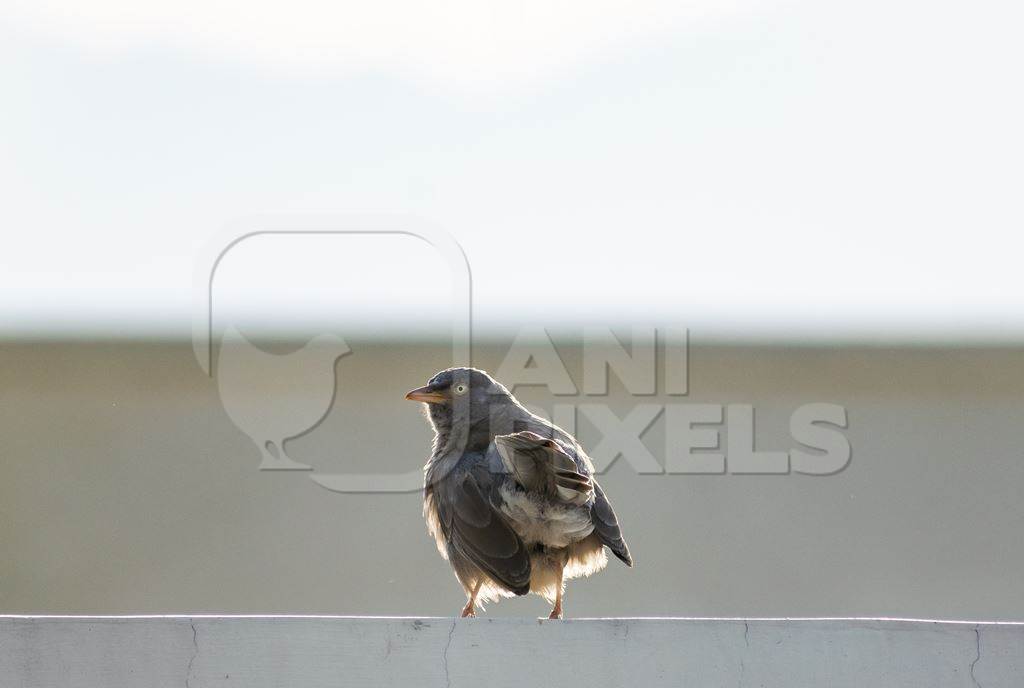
[186,619,198,688]
[969,625,982,688]
[442,620,456,688]
[738,622,749,688]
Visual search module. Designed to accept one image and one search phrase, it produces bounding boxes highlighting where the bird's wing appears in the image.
[590,481,633,567]
[493,431,594,506]
[437,463,532,595]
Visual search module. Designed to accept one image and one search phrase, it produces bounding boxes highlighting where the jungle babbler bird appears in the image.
[406,368,632,619]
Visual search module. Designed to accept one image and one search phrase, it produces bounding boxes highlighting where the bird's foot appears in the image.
[460,603,476,618]
[548,606,563,620]
[258,442,312,471]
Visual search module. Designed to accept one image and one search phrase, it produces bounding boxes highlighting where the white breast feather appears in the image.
[498,484,594,548]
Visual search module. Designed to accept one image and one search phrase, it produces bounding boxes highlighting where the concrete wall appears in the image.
[1,340,1023,619]
[3,616,1022,687]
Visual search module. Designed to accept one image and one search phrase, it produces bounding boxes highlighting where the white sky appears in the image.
[2,0,1022,341]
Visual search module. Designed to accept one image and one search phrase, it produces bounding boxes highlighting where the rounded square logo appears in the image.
[193,215,470,492]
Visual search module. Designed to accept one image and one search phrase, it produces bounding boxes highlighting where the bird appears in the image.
[406,367,632,619]
[217,325,350,470]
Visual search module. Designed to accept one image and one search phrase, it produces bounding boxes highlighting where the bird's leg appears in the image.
[461,580,482,618]
[548,565,565,619]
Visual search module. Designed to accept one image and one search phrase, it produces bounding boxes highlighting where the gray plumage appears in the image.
[407,367,632,618]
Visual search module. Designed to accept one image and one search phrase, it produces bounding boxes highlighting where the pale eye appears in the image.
[453,383,468,395]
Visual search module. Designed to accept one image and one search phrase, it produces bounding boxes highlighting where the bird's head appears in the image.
[406,367,518,453]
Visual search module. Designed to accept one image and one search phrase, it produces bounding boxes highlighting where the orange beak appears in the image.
[405,385,447,404]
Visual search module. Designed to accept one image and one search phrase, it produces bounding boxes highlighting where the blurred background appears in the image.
[2,0,1023,618]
